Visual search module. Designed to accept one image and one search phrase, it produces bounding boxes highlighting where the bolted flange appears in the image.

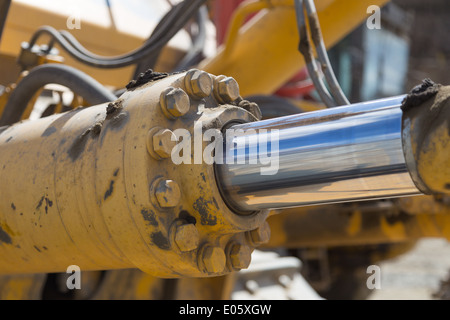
[184,69,213,99]
[213,75,240,104]
[125,70,268,277]
[0,68,272,278]
[160,87,190,119]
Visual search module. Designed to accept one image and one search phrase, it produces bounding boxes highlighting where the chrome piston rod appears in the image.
[216,96,421,213]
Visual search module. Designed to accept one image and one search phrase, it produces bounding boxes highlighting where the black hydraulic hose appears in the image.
[302,0,350,106]
[131,1,186,78]
[295,0,350,107]
[295,0,336,107]
[26,0,206,69]
[0,0,11,45]
[0,64,116,126]
[58,0,185,61]
[27,25,163,68]
[132,0,206,77]
[173,5,208,72]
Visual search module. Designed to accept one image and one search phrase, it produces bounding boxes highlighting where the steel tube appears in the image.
[216,96,421,213]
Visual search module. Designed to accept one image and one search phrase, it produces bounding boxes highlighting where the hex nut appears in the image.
[238,99,262,120]
[247,221,271,246]
[185,69,213,99]
[174,224,200,252]
[150,128,177,159]
[229,243,252,270]
[160,87,190,118]
[214,75,240,104]
[155,179,181,208]
[200,246,226,274]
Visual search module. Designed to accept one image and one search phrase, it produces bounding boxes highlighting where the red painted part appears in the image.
[275,80,315,97]
[214,0,247,45]
[290,68,309,82]
[275,68,316,98]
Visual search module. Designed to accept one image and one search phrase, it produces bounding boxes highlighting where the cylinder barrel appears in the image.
[0,71,270,276]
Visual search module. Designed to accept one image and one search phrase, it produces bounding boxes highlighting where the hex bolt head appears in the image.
[160,87,190,118]
[185,69,213,99]
[214,75,240,104]
[174,223,200,252]
[247,221,271,246]
[201,246,226,274]
[150,128,177,159]
[229,244,252,271]
[155,179,181,208]
[238,100,262,120]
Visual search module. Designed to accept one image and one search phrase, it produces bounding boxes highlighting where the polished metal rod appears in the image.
[216,96,421,214]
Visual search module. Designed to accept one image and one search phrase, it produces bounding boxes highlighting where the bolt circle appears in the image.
[185,69,213,99]
[160,87,190,118]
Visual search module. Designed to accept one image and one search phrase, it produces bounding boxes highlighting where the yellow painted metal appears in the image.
[0,269,168,300]
[402,85,450,195]
[291,99,325,113]
[0,269,235,299]
[223,0,335,59]
[0,69,268,276]
[0,274,46,300]
[1,0,449,299]
[0,71,41,121]
[0,53,21,86]
[90,270,166,300]
[222,0,283,58]
[266,196,450,248]
[397,195,450,216]
[0,83,14,117]
[200,0,389,97]
[174,276,236,300]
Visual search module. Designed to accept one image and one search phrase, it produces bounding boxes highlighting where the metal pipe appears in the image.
[301,0,351,106]
[216,96,421,213]
[295,0,338,108]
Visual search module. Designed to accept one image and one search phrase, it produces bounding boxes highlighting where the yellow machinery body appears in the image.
[0,70,268,277]
[0,0,449,300]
